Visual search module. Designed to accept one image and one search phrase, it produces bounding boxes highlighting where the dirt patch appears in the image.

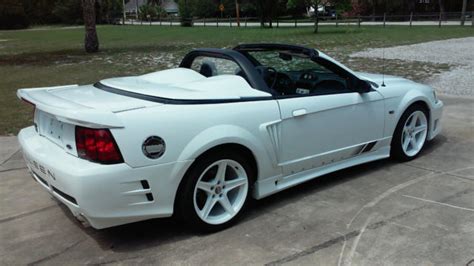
[350,37,474,96]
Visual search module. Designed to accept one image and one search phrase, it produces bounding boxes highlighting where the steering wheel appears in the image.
[266,67,278,90]
[255,66,279,89]
[274,72,295,95]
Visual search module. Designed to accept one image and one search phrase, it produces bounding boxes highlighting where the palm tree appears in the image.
[82,0,99,53]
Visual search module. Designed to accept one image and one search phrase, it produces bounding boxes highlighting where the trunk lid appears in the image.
[18,84,161,128]
[18,84,160,154]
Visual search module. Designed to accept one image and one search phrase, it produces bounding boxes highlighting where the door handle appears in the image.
[292,109,307,117]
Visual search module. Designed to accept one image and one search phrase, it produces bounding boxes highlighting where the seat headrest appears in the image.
[199,60,217,77]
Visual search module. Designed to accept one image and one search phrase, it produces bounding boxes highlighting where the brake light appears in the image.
[75,126,124,164]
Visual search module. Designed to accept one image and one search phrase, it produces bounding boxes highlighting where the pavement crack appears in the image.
[346,166,474,229]
[89,256,141,266]
[336,232,347,266]
[0,166,28,173]
[27,238,86,265]
[403,194,474,212]
[0,148,21,165]
[445,173,474,182]
[265,187,472,265]
[265,231,360,266]
[0,205,57,224]
[346,215,374,266]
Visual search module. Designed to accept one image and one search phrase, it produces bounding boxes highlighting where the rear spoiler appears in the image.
[17,85,124,128]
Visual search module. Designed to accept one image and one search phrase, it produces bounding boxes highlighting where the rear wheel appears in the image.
[176,150,254,232]
[391,104,429,161]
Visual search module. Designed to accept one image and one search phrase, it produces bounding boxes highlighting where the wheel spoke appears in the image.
[413,125,427,135]
[225,177,247,192]
[410,137,417,150]
[215,161,227,183]
[197,181,214,194]
[194,159,248,224]
[219,195,235,215]
[403,126,409,136]
[403,136,411,151]
[200,196,218,219]
[409,113,418,128]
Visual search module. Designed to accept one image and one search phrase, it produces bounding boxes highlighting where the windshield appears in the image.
[247,50,331,73]
[242,49,352,96]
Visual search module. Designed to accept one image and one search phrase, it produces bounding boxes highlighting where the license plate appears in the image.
[37,111,64,144]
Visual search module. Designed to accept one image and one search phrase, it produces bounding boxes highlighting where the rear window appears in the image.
[190,56,242,77]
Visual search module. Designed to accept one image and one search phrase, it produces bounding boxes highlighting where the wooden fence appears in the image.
[124,12,474,28]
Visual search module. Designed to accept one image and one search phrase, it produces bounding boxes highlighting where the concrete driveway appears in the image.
[1,95,473,265]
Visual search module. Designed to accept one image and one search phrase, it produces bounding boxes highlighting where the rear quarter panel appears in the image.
[112,100,282,181]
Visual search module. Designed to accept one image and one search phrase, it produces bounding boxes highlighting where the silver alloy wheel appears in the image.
[401,110,428,157]
[193,159,249,225]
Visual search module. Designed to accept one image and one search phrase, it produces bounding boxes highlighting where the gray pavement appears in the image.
[351,37,474,96]
[1,95,473,265]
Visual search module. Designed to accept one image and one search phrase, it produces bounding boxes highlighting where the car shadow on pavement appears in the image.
[66,135,446,253]
[419,134,448,157]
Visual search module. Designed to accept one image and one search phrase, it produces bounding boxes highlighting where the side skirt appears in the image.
[253,146,390,199]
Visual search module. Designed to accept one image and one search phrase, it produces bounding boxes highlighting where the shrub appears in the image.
[139,4,166,21]
[178,0,193,26]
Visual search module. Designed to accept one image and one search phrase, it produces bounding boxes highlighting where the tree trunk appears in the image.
[313,12,319,33]
[408,0,416,14]
[372,0,376,20]
[460,0,467,26]
[82,0,99,53]
[438,0,445,20]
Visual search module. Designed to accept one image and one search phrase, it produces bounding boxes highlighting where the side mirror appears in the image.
[354,79,372,93]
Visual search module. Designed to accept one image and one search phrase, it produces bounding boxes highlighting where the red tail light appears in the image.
[75,126,124,164]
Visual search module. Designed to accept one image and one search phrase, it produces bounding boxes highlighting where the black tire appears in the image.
[390,104,429,161]
[175,149,255,232]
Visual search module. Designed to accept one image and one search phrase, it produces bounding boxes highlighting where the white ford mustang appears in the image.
[17,44,443,231]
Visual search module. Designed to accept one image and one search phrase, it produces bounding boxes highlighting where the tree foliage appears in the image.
[98,0,123,23]
[53,0,83,24]
[139,4,166,20]
[286,0,306,18]
[190,0,217,18]
[22,0,58,24]
[0,0,29,29]
[1,0,470,30]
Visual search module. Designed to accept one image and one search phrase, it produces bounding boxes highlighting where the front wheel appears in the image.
[176,150,254,232]
[391,104,429,161]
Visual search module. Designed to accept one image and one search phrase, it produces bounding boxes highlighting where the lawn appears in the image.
[1,25,473,135]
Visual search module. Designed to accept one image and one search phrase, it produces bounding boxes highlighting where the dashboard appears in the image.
[274,70,349,96]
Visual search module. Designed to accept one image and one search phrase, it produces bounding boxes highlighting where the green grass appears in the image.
[1,25,473,135]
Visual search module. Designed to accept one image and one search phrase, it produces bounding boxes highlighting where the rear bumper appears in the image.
[428,100,443,140]
[18,126,192,229]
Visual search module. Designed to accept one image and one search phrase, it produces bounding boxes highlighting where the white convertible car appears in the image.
[18,44,443,231]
